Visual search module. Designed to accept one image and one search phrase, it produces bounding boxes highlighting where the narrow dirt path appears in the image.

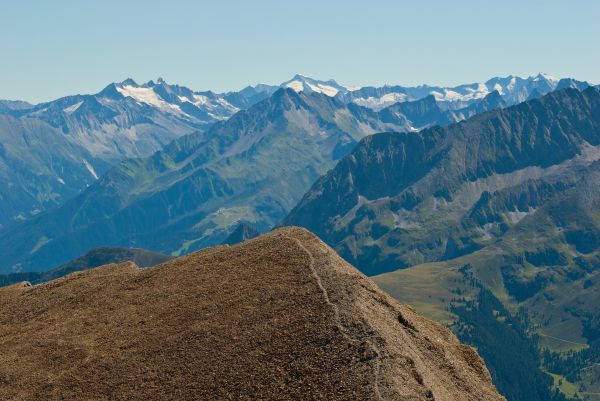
[539,333,588,347]
[288,236,383,401]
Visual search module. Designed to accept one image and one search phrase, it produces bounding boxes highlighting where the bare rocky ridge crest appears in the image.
[0,227,503,400]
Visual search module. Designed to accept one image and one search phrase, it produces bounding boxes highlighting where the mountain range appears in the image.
[0,73,590,273]
[279,73,590,110]
[0,78,269,229]
[282,87,600,273]
[0,88,411,273]
[0,73,589,229]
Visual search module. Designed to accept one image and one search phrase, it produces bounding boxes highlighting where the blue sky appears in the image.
[2,0,599,103]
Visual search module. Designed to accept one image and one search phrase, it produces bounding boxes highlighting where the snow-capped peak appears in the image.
[534,72,559,85]
[115,84,170,109]
[110,78,240,121]
[119,78,138,87]
[281,74,349,97]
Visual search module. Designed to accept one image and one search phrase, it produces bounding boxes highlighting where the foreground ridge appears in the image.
[0,227,503,400]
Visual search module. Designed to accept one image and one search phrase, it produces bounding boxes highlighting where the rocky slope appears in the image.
[0,227,503,401]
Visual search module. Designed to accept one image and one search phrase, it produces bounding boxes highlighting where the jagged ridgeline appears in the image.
[0,79,266,230]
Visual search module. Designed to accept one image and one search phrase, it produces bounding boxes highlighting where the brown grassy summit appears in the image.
[0,227,503,401]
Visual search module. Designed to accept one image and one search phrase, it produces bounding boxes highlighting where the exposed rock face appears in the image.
[0,227,503,401]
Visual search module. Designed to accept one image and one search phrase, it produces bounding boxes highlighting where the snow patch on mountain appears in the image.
[63,101,83,114]
[281,75,348,97]
[305,82,340,96]
[352,93,408,109]
[284,80,305,92]
[116,85,182,114]
[535,72,559,85]
[82,159,99,180]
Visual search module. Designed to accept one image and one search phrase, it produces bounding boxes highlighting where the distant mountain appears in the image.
[0,227,504,401]
[281,87,600,400]
[0,246,171,287]
[0,89,411,273]
[271,73,590,111]
[0,79,268,229]
[281,74,350,96]
[459,90,507,116]
[374,90,509,132]
[555,77,592,91]
[11,77,254,162]
[222,222,260,245]
[240,74,353,98]
[0,99,33,110]
[378,94,456,129]
[0,113,113,228]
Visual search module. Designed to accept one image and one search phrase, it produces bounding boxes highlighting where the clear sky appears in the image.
[2,0,599,103]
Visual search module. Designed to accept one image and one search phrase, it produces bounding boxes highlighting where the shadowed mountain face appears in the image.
[221,222,260,245]
[0,89,413,274]
[0,82,522,275]
[0,247,171,287]
[0,227,503,401]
